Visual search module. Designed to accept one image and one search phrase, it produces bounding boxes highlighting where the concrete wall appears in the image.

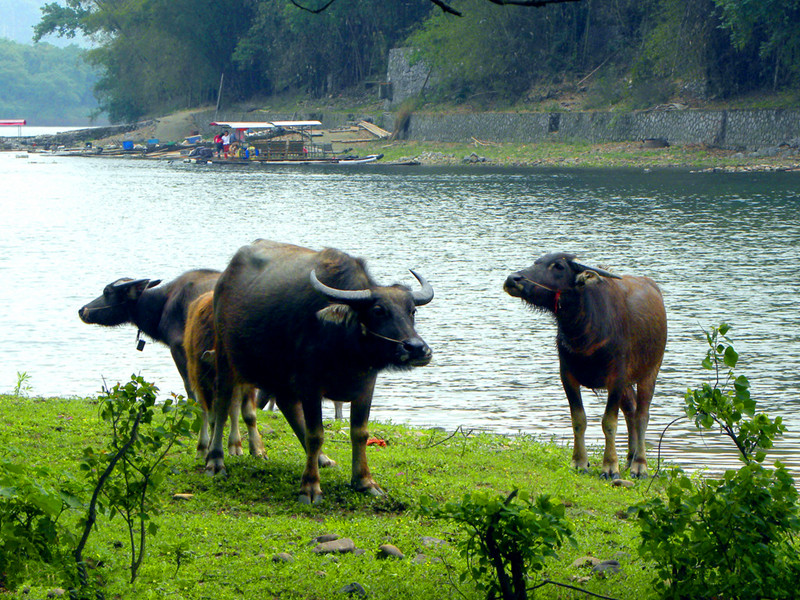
[399,109,800,150]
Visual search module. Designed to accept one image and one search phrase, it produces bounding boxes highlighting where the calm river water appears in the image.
[1,151,798,477]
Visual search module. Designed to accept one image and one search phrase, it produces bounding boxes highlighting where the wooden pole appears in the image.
[214,73,224,121]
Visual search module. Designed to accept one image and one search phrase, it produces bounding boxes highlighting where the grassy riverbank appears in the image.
[360,139,800,171]
[1,393,660,600]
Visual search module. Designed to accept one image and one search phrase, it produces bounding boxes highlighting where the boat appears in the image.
[205,120,384,165]
[183,153,384,166]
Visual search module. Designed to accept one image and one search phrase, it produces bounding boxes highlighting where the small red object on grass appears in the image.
[366,438,387,447]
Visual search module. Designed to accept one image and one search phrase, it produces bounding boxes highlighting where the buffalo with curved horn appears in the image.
[208,240,433,503]
[504,252,667,479]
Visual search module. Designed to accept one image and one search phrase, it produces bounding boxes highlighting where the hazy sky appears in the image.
[0,0,90,47]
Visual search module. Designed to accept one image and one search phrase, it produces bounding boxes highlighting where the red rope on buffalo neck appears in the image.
[519,276,561,314]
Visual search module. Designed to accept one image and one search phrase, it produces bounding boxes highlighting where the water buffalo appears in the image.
[208,240,433,503]
[184,291,264,460]
[78,269,220,398]
[504,252,666,479]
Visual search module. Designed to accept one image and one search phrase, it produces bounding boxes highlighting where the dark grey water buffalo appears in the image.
[208,240,434,503]
[504,252,667,479]
[184,291,263,460]
[78,269,221,398]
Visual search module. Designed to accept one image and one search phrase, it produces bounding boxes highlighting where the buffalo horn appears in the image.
[571,261,622,279]
[310,270,373,304]
[410,270,434,306]
[113,278,156,289]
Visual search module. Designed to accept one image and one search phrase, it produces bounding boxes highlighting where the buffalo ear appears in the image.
[118,278,153,301]
[316,304,358,328]
[576,270,600,287]
[146,279,162,289]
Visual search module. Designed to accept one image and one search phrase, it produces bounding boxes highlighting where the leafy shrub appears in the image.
[75,376,198,591]
[0,458,80,590]
[635,324,800,600]
[420,489,574,600]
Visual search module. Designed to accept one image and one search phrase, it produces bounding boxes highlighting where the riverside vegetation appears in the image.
[1,325,798,599]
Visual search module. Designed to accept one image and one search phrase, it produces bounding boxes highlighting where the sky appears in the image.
[0,0,90,47]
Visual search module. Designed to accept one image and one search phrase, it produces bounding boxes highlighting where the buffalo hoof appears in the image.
[204,453,227,477]
[599,471,621,481]
[228,444,244,457]
[630,470,649,479]
[318,453,337,468]
[298,493,324,505]
[205,465,227,478]
[352,479,384,496]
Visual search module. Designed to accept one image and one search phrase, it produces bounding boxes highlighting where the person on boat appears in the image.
[214,133,223,158]
[222,131,231,159]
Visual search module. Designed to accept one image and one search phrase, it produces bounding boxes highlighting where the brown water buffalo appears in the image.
[208,240,434,503]
[504,252,666,479]
[78,269,220,398]
[184,291,264,460]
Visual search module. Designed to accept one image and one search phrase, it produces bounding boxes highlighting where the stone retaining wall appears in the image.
[401,109,800,150]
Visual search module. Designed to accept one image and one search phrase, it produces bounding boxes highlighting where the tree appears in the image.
[713,0,800,88]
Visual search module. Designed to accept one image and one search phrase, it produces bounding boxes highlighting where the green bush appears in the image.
[0,458,80,590]
[634,324,800,600]
[75,375,198,589]
[420,489,574,600]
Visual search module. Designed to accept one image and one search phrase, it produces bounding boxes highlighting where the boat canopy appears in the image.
[0,119,27,126]
[210,120,321,130]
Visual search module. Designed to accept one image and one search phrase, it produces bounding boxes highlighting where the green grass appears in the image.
[1,393,664,599]
[363,139,800,170]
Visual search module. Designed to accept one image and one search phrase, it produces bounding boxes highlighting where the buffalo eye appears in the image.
[549,262,565,271]
[371,304,387,318]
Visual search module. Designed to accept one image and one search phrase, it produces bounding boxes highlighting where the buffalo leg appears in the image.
[227,392,244,456]
[206,354,234,476]
[630,375,656,478]
[601,388,623,479]
[170,344,194,401]
[561,371,589,472]
[349,383,382,495]
[298,397,325,504]
[197,408,211,459]
[620,385,637,472]
[275,395,336,468]
[333,401,344,421]
[241,388,265,458]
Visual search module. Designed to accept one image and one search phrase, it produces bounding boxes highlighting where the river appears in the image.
[1,151,798,478]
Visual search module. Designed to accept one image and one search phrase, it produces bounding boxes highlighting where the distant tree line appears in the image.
[0,38,99,125]
[33,0,800,123]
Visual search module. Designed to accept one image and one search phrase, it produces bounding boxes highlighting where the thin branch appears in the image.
[529,579,620,600]
[74,409,143,566]
[486,0,582,6]
[422,425,474,450]
[289,0,581,17]
[429,0,463,16]
[647,414,688,492]
[289,0,337,13]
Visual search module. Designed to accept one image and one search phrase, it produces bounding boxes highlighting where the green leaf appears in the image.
[723,345,738,368]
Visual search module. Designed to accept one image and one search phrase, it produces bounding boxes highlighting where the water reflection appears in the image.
[1,154,798,478]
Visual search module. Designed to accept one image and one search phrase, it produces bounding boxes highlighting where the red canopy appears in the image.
[0,120,26,126]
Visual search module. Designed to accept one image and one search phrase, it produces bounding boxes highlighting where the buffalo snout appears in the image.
[504,273,525,296]
[399,337,432,366]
